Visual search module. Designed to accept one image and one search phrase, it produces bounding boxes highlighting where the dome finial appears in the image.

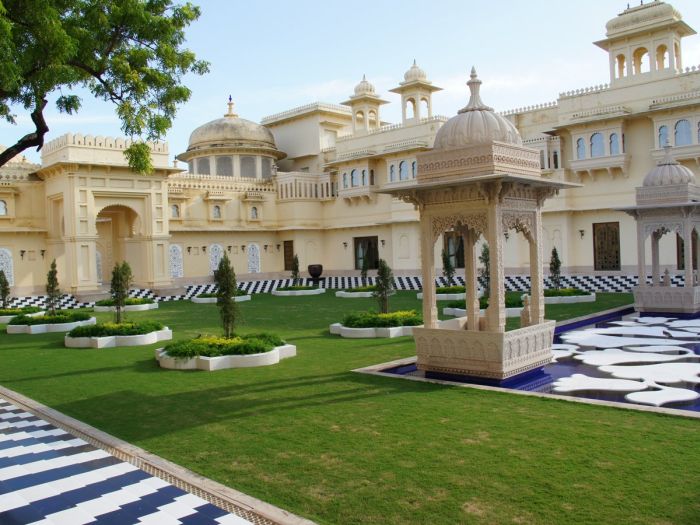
[413,58,417,66]
[225,95,238,118]
[662,140,674,164]
[459,66,493,113]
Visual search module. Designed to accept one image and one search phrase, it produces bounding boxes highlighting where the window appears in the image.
[633,47,650,74]
[609,133,620,155]
[343,173,348,188]
[351,169,359,187]
[241,156,256,178]
[593,222,620,271]
[196,157,210,175]
[361,169,367,186]
[576,138,585,160]
[250,206,258,220]
[370,169,375,185]
[552,151,559,169]
[443,231,465,269]
[170,204,180,218]
[188,162,194,174]
[659,125,669,147]
[354,236,379,270]
[411,161,417,178]
[676,231,698,270]
[539,150,546,169]
[399,161,408,181]
[616,54,626,78]
[590,133,604,158]
[212,205,221,219]
[261,157,273,179]
[389,165,396,182]
[216,156,232,177]
[675,119,691,146]
[656,45,669,70]
[0,200,6,216]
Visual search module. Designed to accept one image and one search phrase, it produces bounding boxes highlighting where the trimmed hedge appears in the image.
[435,285,466,294]
[276,285,318,291]
[343,285,377,293]
[196,290,247,299]
[94,297,155,306]
[544,288,591,297]
[342,310,422,328]
[68,320,164,337]
[9,311,91,326]
[0,306,42,316]
[446,292,524,310]
[164,333,285,358]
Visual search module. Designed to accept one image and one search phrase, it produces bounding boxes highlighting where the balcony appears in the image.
[569,153,629,178]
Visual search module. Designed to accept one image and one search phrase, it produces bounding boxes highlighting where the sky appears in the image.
[4,0,700,164]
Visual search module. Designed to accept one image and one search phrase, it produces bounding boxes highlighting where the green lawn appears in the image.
[1,291,698,525]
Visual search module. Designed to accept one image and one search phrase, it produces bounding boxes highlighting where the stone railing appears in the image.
[559,83,610,99]
[335,149,377,161]
[650,89,700,108]
[261,102,351,124]
[383,139,429,153]
[571,105,630,120]
[500,101,557,116]
[336,115,448,142]
[276,172,334,201]
[42,133,167,154]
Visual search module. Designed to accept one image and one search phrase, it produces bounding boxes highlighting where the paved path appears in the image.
[0,397,252,525]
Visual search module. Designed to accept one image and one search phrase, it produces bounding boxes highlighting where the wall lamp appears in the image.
[40,249,46,259]
[264,244,269,252]
[202,246,207,253]
[380,239,385,247]
[227,245,232,253]
[276,244,281,251]
[504,231,510,241]
[343,242,348,249]
[241,245,246,252]
[579,229,585,239]
[19,250,26,260]
[187,246,192,254]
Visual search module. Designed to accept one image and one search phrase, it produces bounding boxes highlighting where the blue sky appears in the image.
[4,0,700,163]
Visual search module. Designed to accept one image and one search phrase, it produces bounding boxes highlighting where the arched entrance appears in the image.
[96,205,141,284]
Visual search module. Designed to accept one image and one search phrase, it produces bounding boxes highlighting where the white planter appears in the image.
[65,327,172,348]
[441,307,524,317]
[335,291,374,298]
[190,295,252,304]
[544,292,596,304]
[0,310,45,324]
[272,288,325,296]
[329,323,418,338]
[7,317,96,335]
[155,343,296,371]
[93,303,159,312]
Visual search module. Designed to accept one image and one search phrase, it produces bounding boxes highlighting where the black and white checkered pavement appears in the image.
[0,398,251,525]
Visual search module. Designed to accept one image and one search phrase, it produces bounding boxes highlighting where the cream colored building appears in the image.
[1,1,699,298]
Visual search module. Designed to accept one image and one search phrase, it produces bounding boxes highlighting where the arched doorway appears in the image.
[96,205,141,283]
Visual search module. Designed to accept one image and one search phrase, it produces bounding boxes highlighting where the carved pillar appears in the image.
[685,222,694,288]
[486,201,505,332]
[529,210,545,325]
[636,222,647,288]
[695,227,700,285]
[420,215,438,328]
[651,231,660,286]
[462,228,479,331]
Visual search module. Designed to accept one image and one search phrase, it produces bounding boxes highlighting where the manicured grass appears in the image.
[1,292,698,525]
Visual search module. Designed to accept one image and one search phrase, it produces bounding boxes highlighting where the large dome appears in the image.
[433,68,522,150]
[643,145,696,186]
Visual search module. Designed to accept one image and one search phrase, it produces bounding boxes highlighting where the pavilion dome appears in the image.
[643,145,696,186]
[404,60,427,82]
[433,68,522,150]
[605,1,681,37]
[354,75,376,96]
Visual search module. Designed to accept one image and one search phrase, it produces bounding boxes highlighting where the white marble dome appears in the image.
[433,68,522,150]
[354,75,376,96]
[188,115,276,151]
[643,145,696,186]
[404,60,427,82]
[606,1,681,37]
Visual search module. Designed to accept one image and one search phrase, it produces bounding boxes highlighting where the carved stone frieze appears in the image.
[502,211,535,240]
[431,212,487,240]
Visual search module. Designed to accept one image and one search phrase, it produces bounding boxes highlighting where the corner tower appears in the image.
[341,75,389,134]
[389,60,442,124]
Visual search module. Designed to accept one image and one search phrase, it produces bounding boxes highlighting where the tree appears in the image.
[110,261,132,324]
[0,1,209,172]
[291,254,300,285]
[550,247,562,291]
[214,252,237,338]
[45,259,60,315]
[478,244,490,297]
[373,259,395,314]
[442,248,455,286]
[360,254,369,282]
[0,269,10,308]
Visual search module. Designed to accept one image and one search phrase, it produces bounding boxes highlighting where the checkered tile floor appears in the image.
[0,398,251,525]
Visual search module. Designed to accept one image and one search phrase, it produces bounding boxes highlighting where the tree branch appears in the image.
[0,98,49,168]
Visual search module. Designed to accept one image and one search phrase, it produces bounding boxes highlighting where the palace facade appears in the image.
[1,1,700,297]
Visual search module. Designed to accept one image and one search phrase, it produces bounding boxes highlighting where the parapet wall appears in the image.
[41,133,170,169]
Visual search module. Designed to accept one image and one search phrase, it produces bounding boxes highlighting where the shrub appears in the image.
[549,247,562,291]
[343,285,377,293]
[110,261,132,324]
[94,297,155,306]
[68,320,164,337]
[291,254,300,285]
[373,259,394,314]
[360,255,369,281]
[277,285,318,291]
[342,310,421,328]
[479,292,525,309]
[214,252,238,338]
[478,244,490,296]
[544,288,590,297]
[0,269,9,308]
[9,311,91,325]
[196,289,246,298]
[435,285,466,295]
[45,259,61,316]
[163,332,283,359]
[442,249,455,286]
[0,306,42,316]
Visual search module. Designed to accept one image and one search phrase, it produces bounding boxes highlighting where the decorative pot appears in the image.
[308,264,323,285]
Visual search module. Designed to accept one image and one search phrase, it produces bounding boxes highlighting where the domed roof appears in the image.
[433,68,522,150]
[186,98,278,152]
[404,60,427,82]
[354,75,376,96]
[643,145,696,186]
[606,1,681,36]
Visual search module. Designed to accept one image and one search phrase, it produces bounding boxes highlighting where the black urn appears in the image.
[308,264,323,286]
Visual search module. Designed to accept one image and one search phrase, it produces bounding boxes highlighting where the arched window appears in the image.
[675,119,691,146]
[368,110,377,129]
[0,200,6,216]
[212,205,221,219]
[539,150,546,169]
[411,161,417,178]
[616,54,626,78]
[343,173,348,188]
[350,169,359,187]
[590,133,604,157]
[399,161,408,181]
[241,156,256,178]
[405,98,416,119]
[170,204,180,218]
[389,165,395,182]
[420,98,429,117]
[659,125,669,147]
[355,111,365,128]
[633,47,650,74]
[697,122,700,144]
[216,156,233,177]
[196,157,210,175]
[576,138,585,160]
[251,206,258,219]
[609,133,620,155]
[361,169,367,186]
[656,44,669,70]
[370,169,375,185]
[552,151,559,169]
